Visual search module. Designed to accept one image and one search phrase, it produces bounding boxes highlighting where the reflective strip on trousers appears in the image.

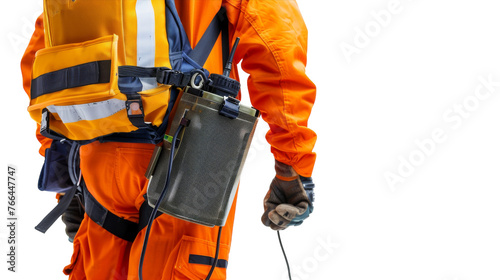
[47,99,125,123]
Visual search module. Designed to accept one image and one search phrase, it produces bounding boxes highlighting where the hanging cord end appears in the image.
[278,231,293,280]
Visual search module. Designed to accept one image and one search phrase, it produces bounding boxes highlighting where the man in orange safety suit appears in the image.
[21,1,317,279]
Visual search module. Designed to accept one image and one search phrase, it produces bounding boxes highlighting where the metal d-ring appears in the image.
[190,70,206,89]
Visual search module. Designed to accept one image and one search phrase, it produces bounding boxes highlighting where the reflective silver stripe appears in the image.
[47,99,126,124]
[139,77,158,91]
[136,0,157,91]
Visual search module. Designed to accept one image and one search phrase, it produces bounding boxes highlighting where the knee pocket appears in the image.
[169,235,230,280]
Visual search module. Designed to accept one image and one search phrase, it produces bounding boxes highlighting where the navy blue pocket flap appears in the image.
[38,140,74,193]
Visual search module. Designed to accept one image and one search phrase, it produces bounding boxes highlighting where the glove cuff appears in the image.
[275,160,299,179]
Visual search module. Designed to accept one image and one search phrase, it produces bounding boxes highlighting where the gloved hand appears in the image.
[261,160,315,230]
[60,193,85,242]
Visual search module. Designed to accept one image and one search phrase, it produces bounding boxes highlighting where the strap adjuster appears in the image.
[126,99,144,117]
[156,69,191,87]
[219,97,240,119]
[39,108,66,141]
[125,95,147,128]
[40,108,49,135]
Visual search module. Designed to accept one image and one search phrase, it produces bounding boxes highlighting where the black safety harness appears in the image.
[35,6,230,243]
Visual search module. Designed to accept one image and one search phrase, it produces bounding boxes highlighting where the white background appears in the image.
[1,0,500,279]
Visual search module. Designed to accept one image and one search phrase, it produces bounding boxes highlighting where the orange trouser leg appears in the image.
[64,216,133,279]
[64,141,237,280]
[128,195,237,280]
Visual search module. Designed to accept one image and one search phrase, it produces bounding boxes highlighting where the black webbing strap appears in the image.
[119,66,160,78]
[220,11,230,67]
[37,184,168,241]
[31,60,111,99]
[83,191,164,241]
[83,185,139,242]
[189,7,230,68]
[119,66,192,88]
[35,183,79,233]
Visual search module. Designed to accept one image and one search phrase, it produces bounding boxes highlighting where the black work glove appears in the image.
[60,193,85,242]
[261,160,315,230]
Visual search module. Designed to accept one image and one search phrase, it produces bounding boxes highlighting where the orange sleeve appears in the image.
[225,0,317,177]
[21,14,52,156]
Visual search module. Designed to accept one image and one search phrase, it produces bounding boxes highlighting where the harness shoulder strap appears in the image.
[164,0,230,69]
[164,0,192,70]
[189,7,230,68]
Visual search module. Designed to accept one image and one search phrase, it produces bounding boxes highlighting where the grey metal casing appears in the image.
[147,90,259,227]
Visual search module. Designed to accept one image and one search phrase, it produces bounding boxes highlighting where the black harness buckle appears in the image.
[156,69,191,87]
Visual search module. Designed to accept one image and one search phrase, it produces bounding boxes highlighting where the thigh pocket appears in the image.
[114,146,155,208]
[171,235,230,280]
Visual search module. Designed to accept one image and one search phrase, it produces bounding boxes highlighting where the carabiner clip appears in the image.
[189,69,207,89]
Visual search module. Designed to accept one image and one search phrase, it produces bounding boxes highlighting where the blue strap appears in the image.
[164,2,229,70]
[165,0,192,70]
[189,7,229,68]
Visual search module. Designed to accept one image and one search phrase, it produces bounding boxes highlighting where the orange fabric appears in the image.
[225,0,317,177]
[21,2,317,174]
[21,1,316,279]
[182,0,318,176]
[65,142,236,279]
[21,14,52,156]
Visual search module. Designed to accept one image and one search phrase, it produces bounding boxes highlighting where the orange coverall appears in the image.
[21,1,316,279]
